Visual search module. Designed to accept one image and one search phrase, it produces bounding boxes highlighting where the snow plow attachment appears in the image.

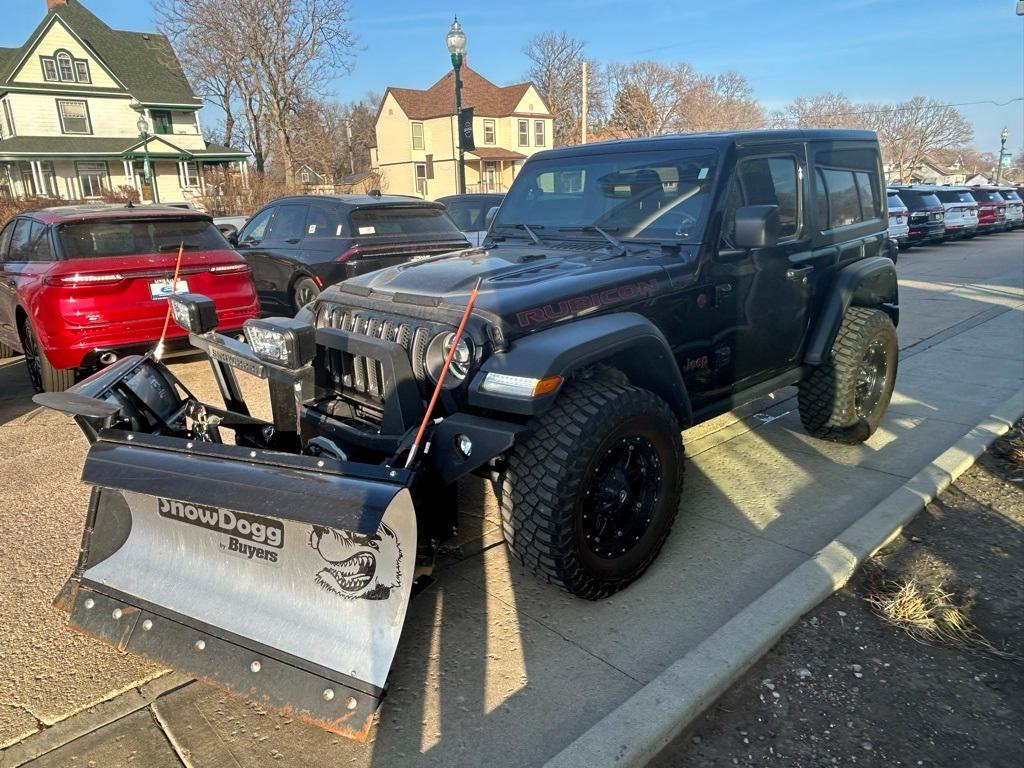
[60,433,415,740]
[35,344,419,742]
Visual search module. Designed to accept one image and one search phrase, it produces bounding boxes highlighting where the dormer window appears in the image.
[56,52,74,81]
[41,51,92,84]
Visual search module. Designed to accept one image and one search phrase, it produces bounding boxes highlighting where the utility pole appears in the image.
[581,61,588,145]
[994,127,1008,185]
[345,120,355,175]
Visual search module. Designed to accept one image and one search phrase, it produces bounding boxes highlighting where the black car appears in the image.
[888,186,945,244]
[232,194,470,314]
[436,193,504,246]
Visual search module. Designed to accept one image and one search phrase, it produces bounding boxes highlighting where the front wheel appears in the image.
[497,379,684,599]
[22,321,75,393]
[798,307,898,444]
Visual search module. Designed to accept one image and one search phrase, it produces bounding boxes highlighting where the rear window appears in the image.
[58,218,226,259]
[349,207,461,237]
[887,193,906,210]
[893,190,940,210]
[969,190,1002,204]
[1000,190,1022,202]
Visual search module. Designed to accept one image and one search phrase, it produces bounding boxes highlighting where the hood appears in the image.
[321,240,696,339]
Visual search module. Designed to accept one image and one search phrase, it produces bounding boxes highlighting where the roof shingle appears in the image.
[385,65,549,120]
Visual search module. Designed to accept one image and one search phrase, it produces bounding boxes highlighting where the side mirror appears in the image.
[484,206,499,230]
[226,231,239,247]
[734,205,780,249]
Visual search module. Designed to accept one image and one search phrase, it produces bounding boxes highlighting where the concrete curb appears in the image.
[544,389,1024,768]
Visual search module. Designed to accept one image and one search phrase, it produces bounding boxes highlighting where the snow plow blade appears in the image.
[61,432,416,742]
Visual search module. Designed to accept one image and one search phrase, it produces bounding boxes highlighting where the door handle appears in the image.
[785,266,813,281]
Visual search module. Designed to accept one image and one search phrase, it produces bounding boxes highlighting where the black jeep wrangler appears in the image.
[37,129,900,734]
[302,129,899,596]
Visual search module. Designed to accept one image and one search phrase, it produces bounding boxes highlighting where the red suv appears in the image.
[0,205,260,392]
[968,187,1007,233]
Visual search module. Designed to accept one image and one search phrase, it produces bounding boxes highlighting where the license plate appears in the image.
[895,216,905,224]
[149,279,189,299]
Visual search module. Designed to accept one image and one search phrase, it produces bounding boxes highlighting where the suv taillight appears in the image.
[210,263,250,274]
[339,247,359,263]
[44,272,126,287]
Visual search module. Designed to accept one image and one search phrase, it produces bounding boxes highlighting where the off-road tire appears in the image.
[497,379,684,599]
[798,307,897,444]
[21,321,75,393]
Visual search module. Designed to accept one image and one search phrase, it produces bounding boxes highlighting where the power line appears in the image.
[827,97,1023,118]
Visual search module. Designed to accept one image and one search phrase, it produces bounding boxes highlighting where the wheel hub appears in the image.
[855,339,888,420]
[581,436,662,559]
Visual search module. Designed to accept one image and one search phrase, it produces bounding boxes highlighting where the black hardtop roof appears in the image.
[267,194,445,210]
[534,129,878,161]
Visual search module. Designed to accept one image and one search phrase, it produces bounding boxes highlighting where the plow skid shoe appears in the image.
[66,434,416,741]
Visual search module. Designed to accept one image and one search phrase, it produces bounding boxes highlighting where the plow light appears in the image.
[243,318,316,369]
[169,293,219,334]
[479,373,562,397]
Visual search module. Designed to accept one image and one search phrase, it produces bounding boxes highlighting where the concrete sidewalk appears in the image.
[2,237,1023,767]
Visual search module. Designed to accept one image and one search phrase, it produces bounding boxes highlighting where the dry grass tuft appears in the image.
[865,576,1020,663]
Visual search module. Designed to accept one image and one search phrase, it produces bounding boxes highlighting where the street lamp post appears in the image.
[994,127,1009,185]
[446,17,467,194]
[136,115,158,203]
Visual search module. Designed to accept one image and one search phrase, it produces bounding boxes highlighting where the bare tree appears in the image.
[523,31,605,146]
[771,92,860,129]
[685,72,765,131]
[863,97,973,182]
[607,61,697,136]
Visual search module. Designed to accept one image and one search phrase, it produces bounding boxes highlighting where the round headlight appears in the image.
[426,332,473,385]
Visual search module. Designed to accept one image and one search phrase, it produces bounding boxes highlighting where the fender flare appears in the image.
[804,256,899,366]
[468,312,692,425]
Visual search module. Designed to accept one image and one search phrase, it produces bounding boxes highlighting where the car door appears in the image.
[257,204,310,312]
[234,206,277,310]
[0,219,18,347]
[710,148,823,386]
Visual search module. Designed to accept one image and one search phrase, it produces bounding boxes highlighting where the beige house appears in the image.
[0,0,248,204]
[372,65,553,199]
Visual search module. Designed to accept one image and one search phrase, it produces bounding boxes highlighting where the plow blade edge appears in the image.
[66,435,416,741]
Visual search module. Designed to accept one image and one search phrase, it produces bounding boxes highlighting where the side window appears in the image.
[814,170,829,230]
[0,221,15,259]
[27,222,53,262]
[304,205,343,240]
[820,169,860,228]
[238,207,275,245]
[735,156,800,239]
[7,219,34,260]
[854,172,880,220]
[266,205,308,242]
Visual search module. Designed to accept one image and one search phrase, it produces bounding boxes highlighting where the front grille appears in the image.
[316,303,446,399]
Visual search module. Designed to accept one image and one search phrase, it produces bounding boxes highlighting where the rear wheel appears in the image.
[798,307,897,444]
[22,321,75,393]
[292,276,321,314]
[497,379,684,599]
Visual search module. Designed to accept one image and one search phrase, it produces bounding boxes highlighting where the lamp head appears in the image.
[446,17,467,57]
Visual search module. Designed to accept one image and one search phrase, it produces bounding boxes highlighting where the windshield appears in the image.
[348,207,462,237]
[494,149,719,242]
[58,218,226,259]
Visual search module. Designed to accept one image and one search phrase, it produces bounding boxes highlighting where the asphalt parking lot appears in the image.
[1,231,1022,767]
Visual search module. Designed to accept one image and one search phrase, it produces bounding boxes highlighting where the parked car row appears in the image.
[886,183,1023,247]
[0,191,502,392]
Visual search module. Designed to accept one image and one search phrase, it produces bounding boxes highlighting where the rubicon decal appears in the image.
[157,498,284,549]
[516,279,661,327]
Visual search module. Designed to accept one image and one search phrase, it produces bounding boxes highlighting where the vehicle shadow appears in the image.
[0,356,37,428]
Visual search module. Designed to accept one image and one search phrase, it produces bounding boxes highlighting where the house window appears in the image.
[411,122,424,151]
[483,119,495,145]
[41,58,58,81]
[57,99,91,134]
[76,161,109,198]
[2,100,15,138]
[414,163,427,196]
[56,51,74,81]
[152,110,173,135]
[534,120,545,146]
[518,120,529,147]
[74,60,91,84]
[182,162,200,188]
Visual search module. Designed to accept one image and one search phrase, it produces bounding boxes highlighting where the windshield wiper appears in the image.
[497,223,544,245]
[157,242,201,251]
[558,226,626,255]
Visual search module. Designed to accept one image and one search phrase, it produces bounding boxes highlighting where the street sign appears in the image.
[1001,155,1012,167]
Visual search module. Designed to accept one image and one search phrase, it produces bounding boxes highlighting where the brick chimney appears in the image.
[47,0,68,10]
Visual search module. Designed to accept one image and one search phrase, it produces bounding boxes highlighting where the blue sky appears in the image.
[5,0,1022,154]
